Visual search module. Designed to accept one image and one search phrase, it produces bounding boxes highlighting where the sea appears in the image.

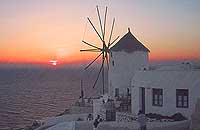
[0,64,104,129]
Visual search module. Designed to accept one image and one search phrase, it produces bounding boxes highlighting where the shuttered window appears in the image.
[152,88,163,107]
[176,89,189,108]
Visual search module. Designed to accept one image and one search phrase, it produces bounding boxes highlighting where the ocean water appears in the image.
[0,66,104,129]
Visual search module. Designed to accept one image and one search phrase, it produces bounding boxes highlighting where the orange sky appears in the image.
[0,0,199,65]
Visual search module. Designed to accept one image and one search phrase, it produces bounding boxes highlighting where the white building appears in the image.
[131,63,200,119]
[108,28,150,98]
[97,28,200,121]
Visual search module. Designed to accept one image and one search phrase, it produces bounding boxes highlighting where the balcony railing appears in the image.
[115,95,131,112]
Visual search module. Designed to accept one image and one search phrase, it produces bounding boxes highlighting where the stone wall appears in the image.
[116,112,136,122]
[69,105,93,114]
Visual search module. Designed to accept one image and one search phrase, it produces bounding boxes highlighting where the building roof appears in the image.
[131,69,200,89]
[111,28,150,53]
[131,63,200,88]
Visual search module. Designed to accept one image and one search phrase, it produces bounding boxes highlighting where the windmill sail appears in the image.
[80,6,119,94]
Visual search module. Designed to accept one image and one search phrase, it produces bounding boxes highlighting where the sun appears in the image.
[49,60,57,66]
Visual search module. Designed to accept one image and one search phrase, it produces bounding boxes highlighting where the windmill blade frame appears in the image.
[80,6,119,94]
[103,6,108,40]
[108,18,115,47]
[96,6,104,39]
[82,40,102,50]
[84,52,103,70]
[87,17,103,42]
[80,49,101,52]
[93,56,105,88]
[109,36,120,48]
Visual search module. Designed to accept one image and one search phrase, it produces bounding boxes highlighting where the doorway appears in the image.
[139,87,145,113]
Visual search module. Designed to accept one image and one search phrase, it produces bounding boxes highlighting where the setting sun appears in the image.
[49,60,57,66]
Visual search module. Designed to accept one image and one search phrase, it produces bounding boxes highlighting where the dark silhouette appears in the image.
[87,113,93,121]
[138,110,147,130]
[93,115,102,130]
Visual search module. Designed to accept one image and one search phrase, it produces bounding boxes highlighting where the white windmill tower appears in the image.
[108,28,150,99]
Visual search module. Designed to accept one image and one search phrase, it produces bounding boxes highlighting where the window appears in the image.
[112,61,114,66]
[152,88,163,106]
[115,88,119,97]
[127,88,131,96]
[176,89,189,108]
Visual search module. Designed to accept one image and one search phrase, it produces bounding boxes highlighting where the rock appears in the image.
[171,113,187,121]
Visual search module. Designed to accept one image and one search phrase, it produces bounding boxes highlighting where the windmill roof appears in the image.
[111,29,150,53]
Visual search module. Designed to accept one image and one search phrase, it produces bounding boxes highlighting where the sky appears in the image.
[0,0,200,65]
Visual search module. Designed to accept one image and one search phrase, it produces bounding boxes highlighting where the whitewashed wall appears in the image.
[131,70,200,119]
[93,99,104,119]
[131,87,140,116]
[108,51,149,98]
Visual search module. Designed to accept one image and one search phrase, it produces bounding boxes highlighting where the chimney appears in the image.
[128,28,131,32]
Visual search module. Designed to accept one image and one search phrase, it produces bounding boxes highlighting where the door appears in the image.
[139,87,145,114]
[106,110,116,121]
[115,88,119,97]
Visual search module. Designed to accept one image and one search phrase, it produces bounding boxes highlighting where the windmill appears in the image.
[80,6,119,94]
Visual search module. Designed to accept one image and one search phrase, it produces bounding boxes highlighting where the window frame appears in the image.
[176,89,189,108]
[152,88,163,107]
